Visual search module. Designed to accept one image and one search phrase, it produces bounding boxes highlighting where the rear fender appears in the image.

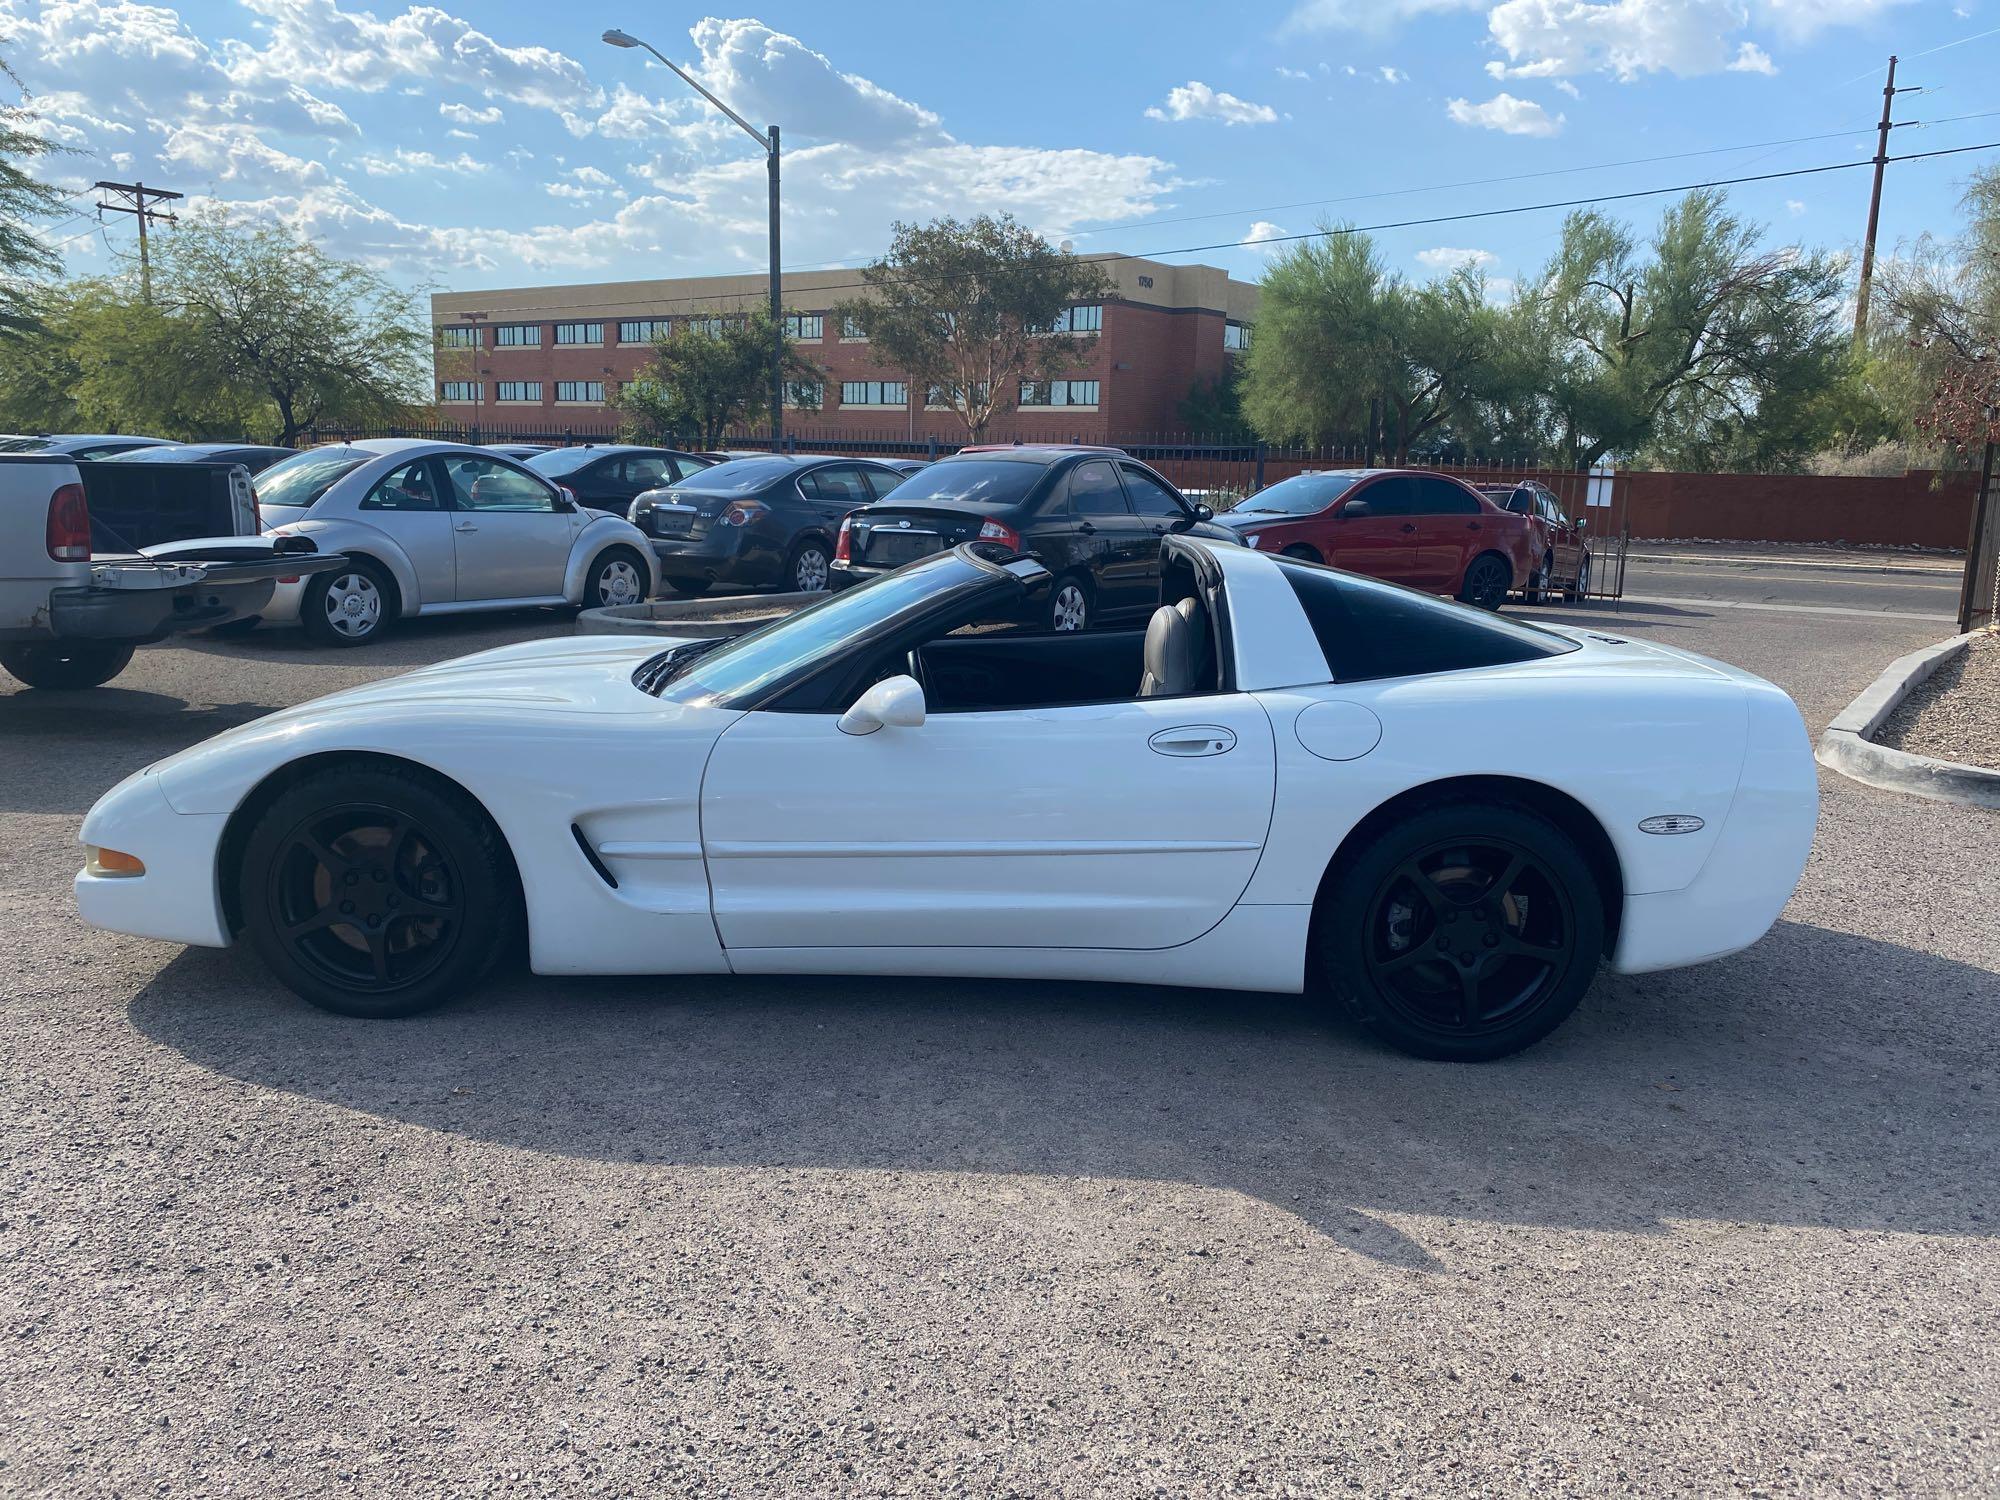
[271,518,423,612]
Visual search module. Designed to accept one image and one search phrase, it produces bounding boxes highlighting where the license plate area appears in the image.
[648,505,697,539]
[862,529,943,566]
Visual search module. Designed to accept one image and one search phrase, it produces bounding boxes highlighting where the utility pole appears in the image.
[1852,58,1920,346]
[93,180,183,304]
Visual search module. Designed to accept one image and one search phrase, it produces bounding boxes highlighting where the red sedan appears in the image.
[1207,468,1536,609]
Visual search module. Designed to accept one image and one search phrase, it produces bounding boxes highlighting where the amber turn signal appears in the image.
[88,847,145,876]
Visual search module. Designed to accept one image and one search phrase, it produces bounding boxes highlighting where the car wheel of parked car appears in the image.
[1281,544,1323,564]
[1457,552,1512,612]
[302,561,393,647]
[1048,576,1091,632]
[1315,798,1605,1062]
[1527,553,1553,604]
[1564,551,1592,603]
[0,641,135,690]
[666,577,712,597]
[239,762,517,1019]
[589,546,649,609]
[786,538,832,594]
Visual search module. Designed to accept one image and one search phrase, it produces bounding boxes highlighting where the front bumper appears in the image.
[75,770,231,948]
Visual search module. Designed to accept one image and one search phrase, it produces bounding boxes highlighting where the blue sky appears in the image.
[6,1,1998,299]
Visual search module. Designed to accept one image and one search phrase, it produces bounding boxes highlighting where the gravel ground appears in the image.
[2,600,1997,1497]
[1878,632,2000,770]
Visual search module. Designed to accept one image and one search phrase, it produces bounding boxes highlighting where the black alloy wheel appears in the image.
[1458,552,1512,611]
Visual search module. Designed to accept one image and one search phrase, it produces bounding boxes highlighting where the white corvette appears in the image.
[76,538,1818,1061]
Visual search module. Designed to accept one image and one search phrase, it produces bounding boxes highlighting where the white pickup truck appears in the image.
[1,453,343,689]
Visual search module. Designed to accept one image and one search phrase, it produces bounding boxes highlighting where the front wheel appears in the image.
[238,764,518,1018]
[589,546,649,609]
[1314,799,1605,1061]
[1564,551,1592,603]
[1457,552,1512,611]
[1526,553,1553,604]
[1047,575,1090,632]
[0,641,135,689]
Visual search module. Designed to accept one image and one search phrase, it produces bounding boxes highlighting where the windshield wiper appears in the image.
[633,636,727,695]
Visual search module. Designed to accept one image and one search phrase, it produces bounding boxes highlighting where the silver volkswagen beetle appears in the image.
[250,439,659,646]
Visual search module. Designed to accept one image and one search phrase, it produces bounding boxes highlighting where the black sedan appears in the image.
[830,445,1223,631]
[525,444,717,517]
[97,441,298,474]
[630,455,910,595]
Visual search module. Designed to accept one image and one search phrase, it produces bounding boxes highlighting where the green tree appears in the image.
[150,209,428,443]
[833,215,1112,440]
[609,309,816,449]
[1177,362,1251,439]
[0,61,75,336]
[1878,165,2000,449]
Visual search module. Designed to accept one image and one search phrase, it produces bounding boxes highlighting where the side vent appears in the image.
[571,824,619,889]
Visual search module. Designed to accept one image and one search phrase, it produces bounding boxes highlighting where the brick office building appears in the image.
[428,254,1259,441]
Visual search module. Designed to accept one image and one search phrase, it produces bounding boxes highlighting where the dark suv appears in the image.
[630,454,910,595]
[830,445,1225,631]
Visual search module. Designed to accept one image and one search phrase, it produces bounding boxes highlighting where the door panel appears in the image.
[701,695,1277,950]
[356,458,457,603]
[1328,479,1415,583]
[1067,460,1149,617]
[437,455,579,600]
[1404,477,1486,591]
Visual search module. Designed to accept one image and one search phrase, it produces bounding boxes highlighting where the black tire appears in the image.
[1564,550,1592,603]
[666,577,713,598]
[0,641,135,689]
[1281,544,1323,564]
[1314,799,1605,1062]
[1047,574,1091,632]
[785,536,833,594]
[1457,551,1512,611]
[301,558,395,646]
[1527,552,1554,604]
[238,763,517,1019]
[588,545,650,609]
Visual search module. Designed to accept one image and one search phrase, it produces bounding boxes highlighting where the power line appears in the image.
[93,180,181,303]
[450,139,2000,317]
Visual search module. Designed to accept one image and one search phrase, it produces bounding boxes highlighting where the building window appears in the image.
[840,315,869,342]
[1224,322,1252,352]
[439,381,481,403]
[617,319,670,344]
[1033,305,1103,335]
[555,322,603,345]
[786,380,824,410]
[783,312,824,341]
[438,325,480,349]
[1019,379,1100,408]
[840,380,906,407]
[495,381,542,402]
[494,324,541,347]
[555,380,605,403]
[925,381,988,409]
[686,315,736,339]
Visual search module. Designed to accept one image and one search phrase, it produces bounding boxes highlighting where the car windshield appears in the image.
[646,551,993,707]
[1230,473,1364,515]
[255,449,366,510]
[877,459,1043,508]
[669,457,797,492]
[0,437,52,453]
[526,447,610,477]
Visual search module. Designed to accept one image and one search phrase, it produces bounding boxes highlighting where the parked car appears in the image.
[878,458,933,477]
[0,434,173,460]
[525,444,716,517]
[830,444,1229,631]
[0,453,338,688]
[75,534,1819,1062]
[251,439,659,646]
[630,454,910,596]
[1207,468,1536,610]
[482,444,550,462]
[1478,480,1593,602]
[98,442,298,475]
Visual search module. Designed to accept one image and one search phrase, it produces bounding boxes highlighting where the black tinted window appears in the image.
[882,459,1043,509]
[1278,560,1577,683]
[1121,465,1186,519]
[1354,477,1415,516]
[1069,461,1130,517]
[860,466,904,499]
[803,465,872,504]
[1409,477,1480,515]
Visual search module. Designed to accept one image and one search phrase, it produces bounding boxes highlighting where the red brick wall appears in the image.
[1621,470,1977,549]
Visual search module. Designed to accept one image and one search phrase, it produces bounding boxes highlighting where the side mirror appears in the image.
[838,674,926,736]
[1576,514,1589,529]
[1340,499,1372,519]
[1193,503,1215,523]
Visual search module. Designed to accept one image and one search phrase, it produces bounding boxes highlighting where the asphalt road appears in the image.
[2,549,1995,1497]
[1615,545,1963,620]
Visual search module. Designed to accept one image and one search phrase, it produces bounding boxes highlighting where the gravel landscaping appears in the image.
[1877,632,2000,770]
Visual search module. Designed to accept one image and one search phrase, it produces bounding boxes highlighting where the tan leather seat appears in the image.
[1139,595,1209,697]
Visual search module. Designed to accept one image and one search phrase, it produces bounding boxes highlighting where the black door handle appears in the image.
[1400,523,1416,533]
[1078,521,1097,535]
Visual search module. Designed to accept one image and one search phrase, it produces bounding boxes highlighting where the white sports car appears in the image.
[250,439,659,644]
[76,537,1818,1061]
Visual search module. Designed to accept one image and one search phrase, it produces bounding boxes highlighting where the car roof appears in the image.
[949,444,1126,464]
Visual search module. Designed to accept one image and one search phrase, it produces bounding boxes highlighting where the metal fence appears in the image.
[1958,441,1998,633]
[302,421,1632,600]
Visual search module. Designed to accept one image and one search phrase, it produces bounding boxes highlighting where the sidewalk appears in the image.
[1626,539,1964,577]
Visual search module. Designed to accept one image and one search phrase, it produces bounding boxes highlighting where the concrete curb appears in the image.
[1627,551,1962,578]
[1815,631,2000,809]
[576,590,818,637]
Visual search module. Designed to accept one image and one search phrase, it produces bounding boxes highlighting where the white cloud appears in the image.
[161,122,330,195]
[1553,78,1582,97]
[1727,41,1779,73]
[1242,220,1288,252]
[1786,198,1807,216]
[1276,65,1313,80]
[1145,81,1280,126]
[440,101,504,126]
[356,148,490,176]
[1286,0,1484,32]
[1756,0,1913,41]
[674,17,943,148]
[1446,92,1565,135]
[1416,245,1498,270]
[1379,65,1409,82]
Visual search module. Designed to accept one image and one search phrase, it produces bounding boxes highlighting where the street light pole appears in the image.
[602,28,783,447]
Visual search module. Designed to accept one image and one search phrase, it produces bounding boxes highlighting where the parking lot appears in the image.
[3,549,1995,1496]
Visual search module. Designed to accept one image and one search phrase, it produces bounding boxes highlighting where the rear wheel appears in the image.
[666,577,713,597]
[238,764,516,1019]
[1457,552,1511,611]
[1048,575,1091,632]
[0,641,135,689]
[1315,800,1605,1061]
[302,560,393,646]
[588,545,649,609]
[786,537,832,594]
